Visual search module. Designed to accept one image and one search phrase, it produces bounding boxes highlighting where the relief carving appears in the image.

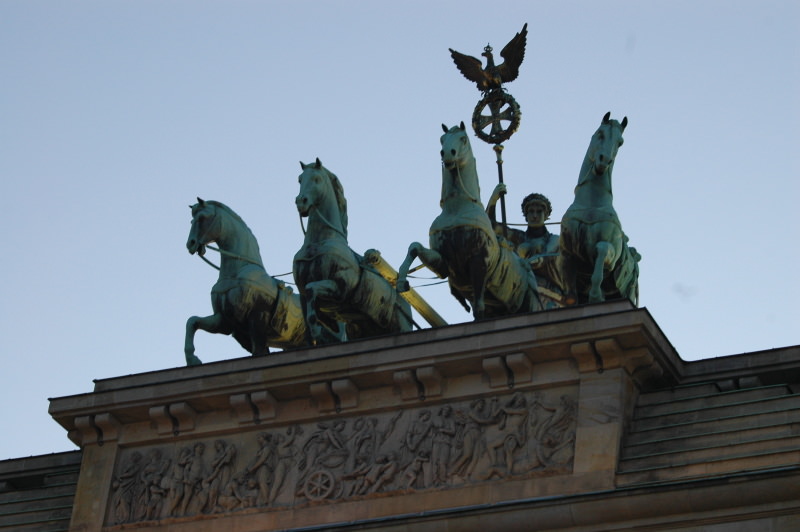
[107,389,577,525]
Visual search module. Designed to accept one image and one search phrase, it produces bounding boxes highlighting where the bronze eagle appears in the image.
[449,23,528,93]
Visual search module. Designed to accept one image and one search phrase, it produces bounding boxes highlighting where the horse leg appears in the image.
[590,241,616,303]
[449,284,472,313]
[184,314,227,366]
[406,237,469,314]
[397,242,447,293]
[304,280,347,344]
[397,242,421,292]
[468,254,488,319]
[558,224,579,306]
[299,295,314,345]
[248,320,270,357]
[560,253,579,306]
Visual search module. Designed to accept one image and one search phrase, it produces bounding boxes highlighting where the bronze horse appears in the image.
[185,199,306,365]
[397,123,542,319]
[560,113,640,305]
[293,159,413,344]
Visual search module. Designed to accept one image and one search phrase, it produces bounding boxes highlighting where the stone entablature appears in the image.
[49,301,682,531]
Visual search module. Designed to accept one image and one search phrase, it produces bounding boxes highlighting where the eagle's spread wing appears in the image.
[449,48,487,90]
[497,23,528,84]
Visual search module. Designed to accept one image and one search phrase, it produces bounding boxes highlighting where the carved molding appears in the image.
[416,366,443,398]
[230,394,257,425]
[507,353,533,384]
[331,379,359,410]
[149,406,174,436]
[394,369,421,401]
[251,390,278,420]
[95,413,122,443]
[73,415,100,446]
[310,382,336,412]
[393,368,442,401]
[483,356,511,388]
[482,353,534,389]
[71,413,121,446]
[571,342,603,373]
[311,380,358,413]
[170,402,197,433]
[231,391,279,425]
[149,403,197,436]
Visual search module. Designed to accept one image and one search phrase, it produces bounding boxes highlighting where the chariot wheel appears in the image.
[304,469,336,501]
[472,90,521,144]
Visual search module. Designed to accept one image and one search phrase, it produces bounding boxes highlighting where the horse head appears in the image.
[440,122,473,172]
[187,197,218,257]
[589,112,627,176]
[439,122,481,204]
[296,158,349,237]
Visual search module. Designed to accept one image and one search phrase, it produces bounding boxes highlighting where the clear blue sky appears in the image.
[1,1,798,460]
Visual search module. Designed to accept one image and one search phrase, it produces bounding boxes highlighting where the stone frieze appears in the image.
[106,388,576,525]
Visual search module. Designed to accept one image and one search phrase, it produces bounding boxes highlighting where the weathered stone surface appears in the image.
[45,303,800,531]
[0,452,80,532]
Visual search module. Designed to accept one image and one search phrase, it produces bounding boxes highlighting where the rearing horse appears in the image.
[185,199,307,365]
[293,159,412,344]
[560,112,640,305]
[397,123,541,319]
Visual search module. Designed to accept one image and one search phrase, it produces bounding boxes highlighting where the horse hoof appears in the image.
[186,354,203,366]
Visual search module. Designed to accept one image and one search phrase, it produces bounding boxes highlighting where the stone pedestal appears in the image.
[47,301,693,531]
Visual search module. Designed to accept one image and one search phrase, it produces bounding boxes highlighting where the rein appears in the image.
[196,244,264,271]
[506,221,562,227]
[447,160,481,204]
[300,204,348,240]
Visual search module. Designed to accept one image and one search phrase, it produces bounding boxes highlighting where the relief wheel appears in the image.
[472,90,521,144]
[304,469,335,500]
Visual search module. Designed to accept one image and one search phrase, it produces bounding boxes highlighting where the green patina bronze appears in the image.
[486,184,564,308]
[397,123,542,319]
[185,199,307,365]
[293,159,413,345]
[448,23,528,146]
[560,112,641,305]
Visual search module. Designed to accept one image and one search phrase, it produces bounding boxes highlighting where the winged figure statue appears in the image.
[449,23,528,93]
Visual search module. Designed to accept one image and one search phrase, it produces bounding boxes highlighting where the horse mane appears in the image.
[321,166,349,238]
[204,200,261,250]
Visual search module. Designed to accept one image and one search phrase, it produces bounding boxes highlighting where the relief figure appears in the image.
[180,442,207,516]
[204,440,237,511]
[246,433,275,507]
[110,451,142,524]
[483,393,529,477]
[165,446,192,517]
[270,426,302,505]
[431,406,456,486]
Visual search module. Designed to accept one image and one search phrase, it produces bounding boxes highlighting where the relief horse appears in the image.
[293,159,413,344]
[397,123,541,319]
[185,199,307,365]
[559,112,640,305]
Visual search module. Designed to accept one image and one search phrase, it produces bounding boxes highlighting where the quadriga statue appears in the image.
[184,199,307,365]
[293,159,413,344]
[397,123,542,319]
[560,112,641,305]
